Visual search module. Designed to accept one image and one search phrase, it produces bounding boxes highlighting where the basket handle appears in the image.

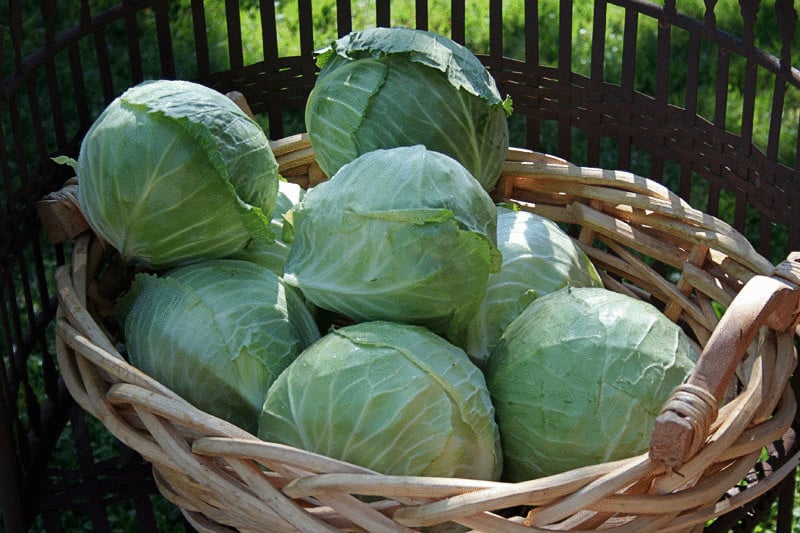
[649,253,800,468]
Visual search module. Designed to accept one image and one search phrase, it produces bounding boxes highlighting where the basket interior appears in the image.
[2,1,800,531]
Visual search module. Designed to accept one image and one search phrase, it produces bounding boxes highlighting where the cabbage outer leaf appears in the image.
[463,207,603,366]
[283,146,501,343]
[486,287,697,481]
[229,180,305,275]
[259,321,502,480]
[117,259,320,433]
[317,27,508,106]
[307,27,511,191]
[78,80,278,268]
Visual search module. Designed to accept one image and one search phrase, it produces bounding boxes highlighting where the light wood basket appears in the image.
[51,133,800,532]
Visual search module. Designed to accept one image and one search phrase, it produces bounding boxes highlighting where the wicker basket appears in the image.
[51,131,800,532]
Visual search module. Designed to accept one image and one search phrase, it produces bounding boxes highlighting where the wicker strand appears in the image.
[773,252,800,286]
[658,383,720,462]
[657,447,800,533]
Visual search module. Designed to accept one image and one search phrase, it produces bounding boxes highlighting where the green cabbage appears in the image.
[283,145,501,343]
[77,79,279,268]
[228,180,305,275]
[306,27,512,191]
[117,259,320,433]
[259,321,502,480]
[463,206,603,366]
[486,287,697,481]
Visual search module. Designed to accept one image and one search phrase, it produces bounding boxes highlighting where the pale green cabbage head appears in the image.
[463,206,603,366]
[486,287,697,481]
[259,321,502,480]
[306,26,512,192]
[77,79,280,268]
[283,145,501,344]
[117,259,320,433]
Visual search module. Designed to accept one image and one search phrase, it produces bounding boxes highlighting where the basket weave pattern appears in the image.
[54,133,800,532]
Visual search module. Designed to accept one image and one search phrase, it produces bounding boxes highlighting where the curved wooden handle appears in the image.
[649,255,800,468]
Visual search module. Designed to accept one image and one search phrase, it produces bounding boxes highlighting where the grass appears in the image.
[3,0,799,531]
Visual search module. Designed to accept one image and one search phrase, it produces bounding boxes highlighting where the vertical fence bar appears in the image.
[618,6,638,170]
[69,407,113,533]
[416,0,428,30]
[681,29,701,203]
[761,2,791,260]
[68,45,91,133]
[650,0,672,186]
[770,0,796,164]
[153,0,176,78]
[705,0,726,219]
[0,93,11,202]
[738,0,758,151]
[0,377,24,532]
[0,17,23,527]
[260,0,279,63]
[337,0,352,36]
[8,98,27,195]
[587,0,607,166]
[28,244,56,403]
[9,0,24,70]
[298,0,315,56]
[261,0,283,139]
[525,0,539,150]
[226,0,244,69]
[258,0,281,137]
[1,273,22,392]
[775,472,797,533]
[655,2,672,104]
[26,79,48,166]
[4,278,25,390]
[490,0,503,59]
[767,80,787,163]
[8,0,28,192]
[92,19,116,104]
[558,0,572,159]
[451,0,465,45]
[259,0,281,138]
[123,0,144,85]
[376,0,390,27]
[0,264,24,533]
[734,0,759,233]
[42,0,67,146]
[192,0,211,78]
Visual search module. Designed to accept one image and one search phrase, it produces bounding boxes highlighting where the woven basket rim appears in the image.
[51,134,800,532]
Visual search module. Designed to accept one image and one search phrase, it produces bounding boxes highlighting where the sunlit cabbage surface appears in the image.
[117,259,320,433]
[486,287,697,481]
[306,26,512,192]
[259,321,502,480]
[77,79,280,268]
[463,206,603,367]
[283,145,501,344]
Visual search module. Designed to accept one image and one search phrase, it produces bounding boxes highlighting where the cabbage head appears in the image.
[463,206,603,367]
[259,321,502,480]
[283,145,501,343]
[486,287,697,481]
[306,27,512,192]
[228,180,305,275]
[78,79,280,268]
[117,259,320,433]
